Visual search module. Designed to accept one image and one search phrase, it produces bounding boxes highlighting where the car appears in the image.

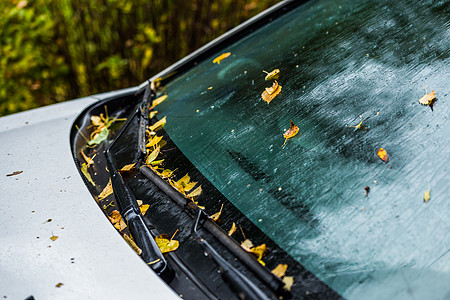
[1,0,449,299]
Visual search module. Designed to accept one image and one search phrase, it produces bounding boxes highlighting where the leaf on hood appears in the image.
[213,52,231,64]
[418,90,436,106]
[424,188,431,203]
[146,146,160,165]
[263,69,280,81]
[98,178,113,200]
[251,243,267,266]
[81,163,95,186]
[261,80,282,104]
[119,163,136,173]
[186,185,202,198]
[88,127,109,146]
[155,231,179,253]
[272,264,288,278]
[146,135,163,148]
[228,222,237,236]
[377,148,389,163]
[210,204,224,223]
[151,95,168,109]
[81,149,94,165]
[282,276,294,291]
[282,120,299,147]
[50,235,59,242]
[149,116,167,132]
[123,233,142,256]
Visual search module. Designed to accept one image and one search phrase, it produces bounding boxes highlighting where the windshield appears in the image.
[154,0,450,298]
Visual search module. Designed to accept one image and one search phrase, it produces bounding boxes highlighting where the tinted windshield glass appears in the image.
[155,0,450,298]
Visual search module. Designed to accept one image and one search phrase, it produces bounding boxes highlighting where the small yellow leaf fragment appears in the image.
[419,90,436,106]
[146,146,160,165]
[151,95,167,109]
[251,244,267,266]
[261,81,282,104]
[147,258,161,265]
[210,204,224,223]
[50,235,58,242]
[123,234,142,256]
[149,111,158,119]
[119,163,136,173]
[81,163,95,186]
[146,135,163,148]
[228,222,237,236]
[213,52,231,64]
[98,178,113,200]
[377,148,389,163]
[186,185,202,198]
[140,204,150,216]
[282,120,299,147]
[149,116,166,132]
[155,232,179,253]
[81,148,94,165]
[55,282,63,288]
[272,264,288,278]
[283,276,294,291]
[263,69,280,80]
[348,118,365,130]
[108,210,127,231]
[183,181,198,193]
[241,239,254,252]
[424,189,431,202]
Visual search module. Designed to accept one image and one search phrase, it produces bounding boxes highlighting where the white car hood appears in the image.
[0,90,179,299]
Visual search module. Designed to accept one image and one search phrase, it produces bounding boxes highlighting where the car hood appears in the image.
[0,89,179,299]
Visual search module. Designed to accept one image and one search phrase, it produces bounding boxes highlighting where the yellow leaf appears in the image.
[213,52,231,64]
[348,117,365,130]
[98,178,113,200]
[109,210,127,231]
[123,234,142,256]
[149,111,158,119]
[251,244,267,266]
[151,95,167,109]
[146,146,160,165]
[282,120,299,147]
[424,189,431,203]
[146,135,163,148]
[228,222,237,236]
[119,163,136,172]
[241,239,254,252]
[211,204,224,223]
[150,159,164,166]
[114,219,127,231]
[149,116,166,132]
[81,163,95,186]
[186,185,202,198]
[90,115,103,127]
[81,148,94,165]
[155,232,179,253]
[160,169,175,179]
[140,204,150,215]
[419,90,436,106]
[272,264,288,278]
[282,276,294,291]
[183,181,198,192]
[261,80,282,104]
[50,235,58,242]
[377,148,389,163]
[263,69,280,80]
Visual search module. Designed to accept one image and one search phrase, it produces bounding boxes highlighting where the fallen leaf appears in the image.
[81,163,95,186]
[119,163,136,172]
[149,111,158,119]
[251,243,267,266]
[81,148,94,165]
[282,120,299,147]
[88,127,109,146]
[146,135,163,148]
[150,159,164,166]
[146,146,160,165]
[241,239,254,252]
[377,148,389,163]
[151,95,167,109]
[261,80,282,104]
[348,118,366,130]
[90,115,102,127]
[186,185,202,198]
[50,235,58,241]
[272,264,288,278]
[139,203,150,215]
[213,52,231,64]
[114,219,127,231]
[55,282,63,288]
[228,222,237,236]
[6,171,23,177]
[98,178,113,200]
[149,116,166,132]
[123,234,142,255]
[282,276,294,291]
[424,189,431,202]
[419,90,436,106]
[210,204,224,223]
[108,210,122,224]
[263,69,280,80]
[183,181,198,193]
[155,232,179,253]
[160,169,176,179]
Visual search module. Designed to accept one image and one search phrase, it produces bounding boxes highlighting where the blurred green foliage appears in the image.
[0,0,279,116]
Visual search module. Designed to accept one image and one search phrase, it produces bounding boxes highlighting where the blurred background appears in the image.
[0,0,279,116]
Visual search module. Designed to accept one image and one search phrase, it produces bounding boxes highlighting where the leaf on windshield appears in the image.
[99,178,113,200]
[186,185,202,198]
[146,146,160,165]
[261,80,282,104]
[213,52,231,64]
[81,148,94,165]
[263,69,280,80]
[251,243,267,266]
[272,264,288,278]
[151,95,167,109]
[377,148,389,163]
[149,111,158,119]
[418,90,436,106]
[81,163,95,186]
[123,233,142,256]
[119,163,136,173]
[282,276,294,291]
[88,127,109,146]
[149,116,166,132]
[146,135,163,148]
[210,204,224,223]
[282,120,299,147]
[424,188,431,203]
[109,210,127,231]
[228,222,237,236]
[155,231,179,253]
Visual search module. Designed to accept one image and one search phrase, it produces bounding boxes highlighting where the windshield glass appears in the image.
[154,0,450,298]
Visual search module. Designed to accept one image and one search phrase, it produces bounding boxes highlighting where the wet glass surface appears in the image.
[156,0,450,298]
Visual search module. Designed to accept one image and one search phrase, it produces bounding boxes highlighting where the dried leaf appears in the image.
[50,235,58,242]
[81,163,95,186]
[91,115,103,127]
[424,189,431,203]
[146,135,163,148]
[55,282,63,288]
[261,80,282,104]
[88,127,109,146]
[211,204,224,223]
[282,276,294,291]
[109,210,127,231]
[251,244,267,266]
[119,163,136,172]
[272,264,288,278]
[114,218,127,231]
[228,222,237,236]
[282,120,299,147]
[419,90,436,106]
[155,232,179,253]
[213,52,231,64]
[348,118,366,130]
[123,234,142,256]
[6,170,23,177]
[140,204,150,216]
[98,178,113,200]
[263,69,280,80]
[160,169,175,179]
[81,149,94,165]
[241,239,254,252]
[151,95,167,109]
[146,146,160,165]
[186,185,202,198]
[377,148,389,163]
[149,116,166,132]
